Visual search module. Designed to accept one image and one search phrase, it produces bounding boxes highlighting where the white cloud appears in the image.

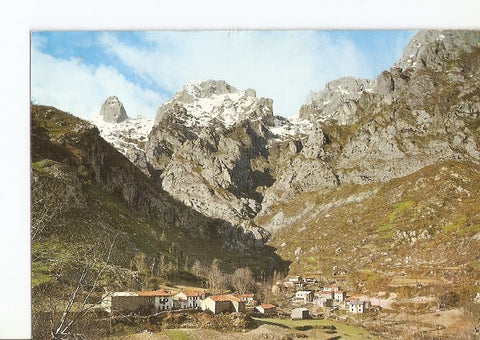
[100,31,374,117]
[31,47,166,119]
[32,31,413,119]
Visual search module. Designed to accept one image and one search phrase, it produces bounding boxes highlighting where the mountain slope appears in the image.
[31,104,288,289]
[252,30,480,309]
[259,160,480,289]
[145,80,275,241]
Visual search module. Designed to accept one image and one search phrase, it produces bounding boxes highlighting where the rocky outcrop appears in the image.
[333,30,480,185]
[299,77,375,125]
[32,104,288,273]
[100,96,128,123]
[257,30,480,222]
[90,31,479,240]
[146,80,276,241]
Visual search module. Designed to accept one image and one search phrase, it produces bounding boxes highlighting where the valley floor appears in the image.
[108,317,379,340]
[106,308,477,340]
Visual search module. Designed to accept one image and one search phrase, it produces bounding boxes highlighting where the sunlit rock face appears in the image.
[100,96,128,123]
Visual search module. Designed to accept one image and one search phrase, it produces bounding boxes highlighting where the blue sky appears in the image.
[31,30,416,119]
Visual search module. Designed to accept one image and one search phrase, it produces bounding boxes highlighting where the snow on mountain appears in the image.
[180,90,263,128]
[89,114,153,157]
[155,80,273,129]
[269,116,315,139]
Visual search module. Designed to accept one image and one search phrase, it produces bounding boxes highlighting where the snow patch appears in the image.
[175,89,265,128]
[269,116,315,138]
[89,114,154,156]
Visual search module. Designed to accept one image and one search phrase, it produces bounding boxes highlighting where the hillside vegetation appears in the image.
[258,160,480,297]
[31,105,288,338]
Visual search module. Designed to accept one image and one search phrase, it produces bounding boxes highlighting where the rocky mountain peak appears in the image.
[299,76,375,125]
[396,30,480,72]
[154,80,274,128]
[100,96,128,123]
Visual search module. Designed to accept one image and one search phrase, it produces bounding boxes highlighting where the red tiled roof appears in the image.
[209,294,241,302]
[239,294,254,298]
[260,303,276,309]
[137,289,173,297]
[180,290,204,297]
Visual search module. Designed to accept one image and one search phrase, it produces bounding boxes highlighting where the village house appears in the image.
[291,307,310,320]
[102,292,146,314]
[255,303,277,315]
[102,289,175,314]
[173,290,205,309]
[285,275,304,288]
[137,289,174,311]
[347,300,366,313]
[289,275,302,283]
[315,296,334,307]
[237,293,255,306]
[200,294,246,314]
[334,290,346,302]
[316,291,334,300]
[294,290,314,303]
[344,296,357,309]
[322,285,340,292]
[304,276,317,284]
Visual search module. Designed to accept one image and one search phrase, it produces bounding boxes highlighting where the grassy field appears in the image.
[164,329,193,340]
[253,317,380,339]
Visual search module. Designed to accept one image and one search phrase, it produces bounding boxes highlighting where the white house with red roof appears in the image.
[334,290,346,302]
[137,289,174,311]
[174,290,205,309]
[294,290,314,303]
[237,293,255,305]
[255,303,276,314]
[347,300,366,313]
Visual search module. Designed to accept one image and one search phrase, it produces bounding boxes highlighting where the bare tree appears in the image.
[31,175,67,240]
[231,267,255,294]
[206,259,227,293]
[33,233,118,339]
[54,234,117,339]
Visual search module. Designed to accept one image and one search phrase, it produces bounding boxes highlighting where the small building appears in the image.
[348,300,366,314]
[289,275,302,283]
[174,290,205,309]
[316,291,334,300]
[304,276,317,284]
[237,293,255,305]
[200,294,246,314]
[287,276,304,288]
[102,292,150,314]
[344,296,357,309]
[314,297,333,308]
[294,290,314,303]
[256,303,277,315]
[137,289,174,311]
[291,307,310,320]
[334,290,346,302]
[323,285,340,292]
